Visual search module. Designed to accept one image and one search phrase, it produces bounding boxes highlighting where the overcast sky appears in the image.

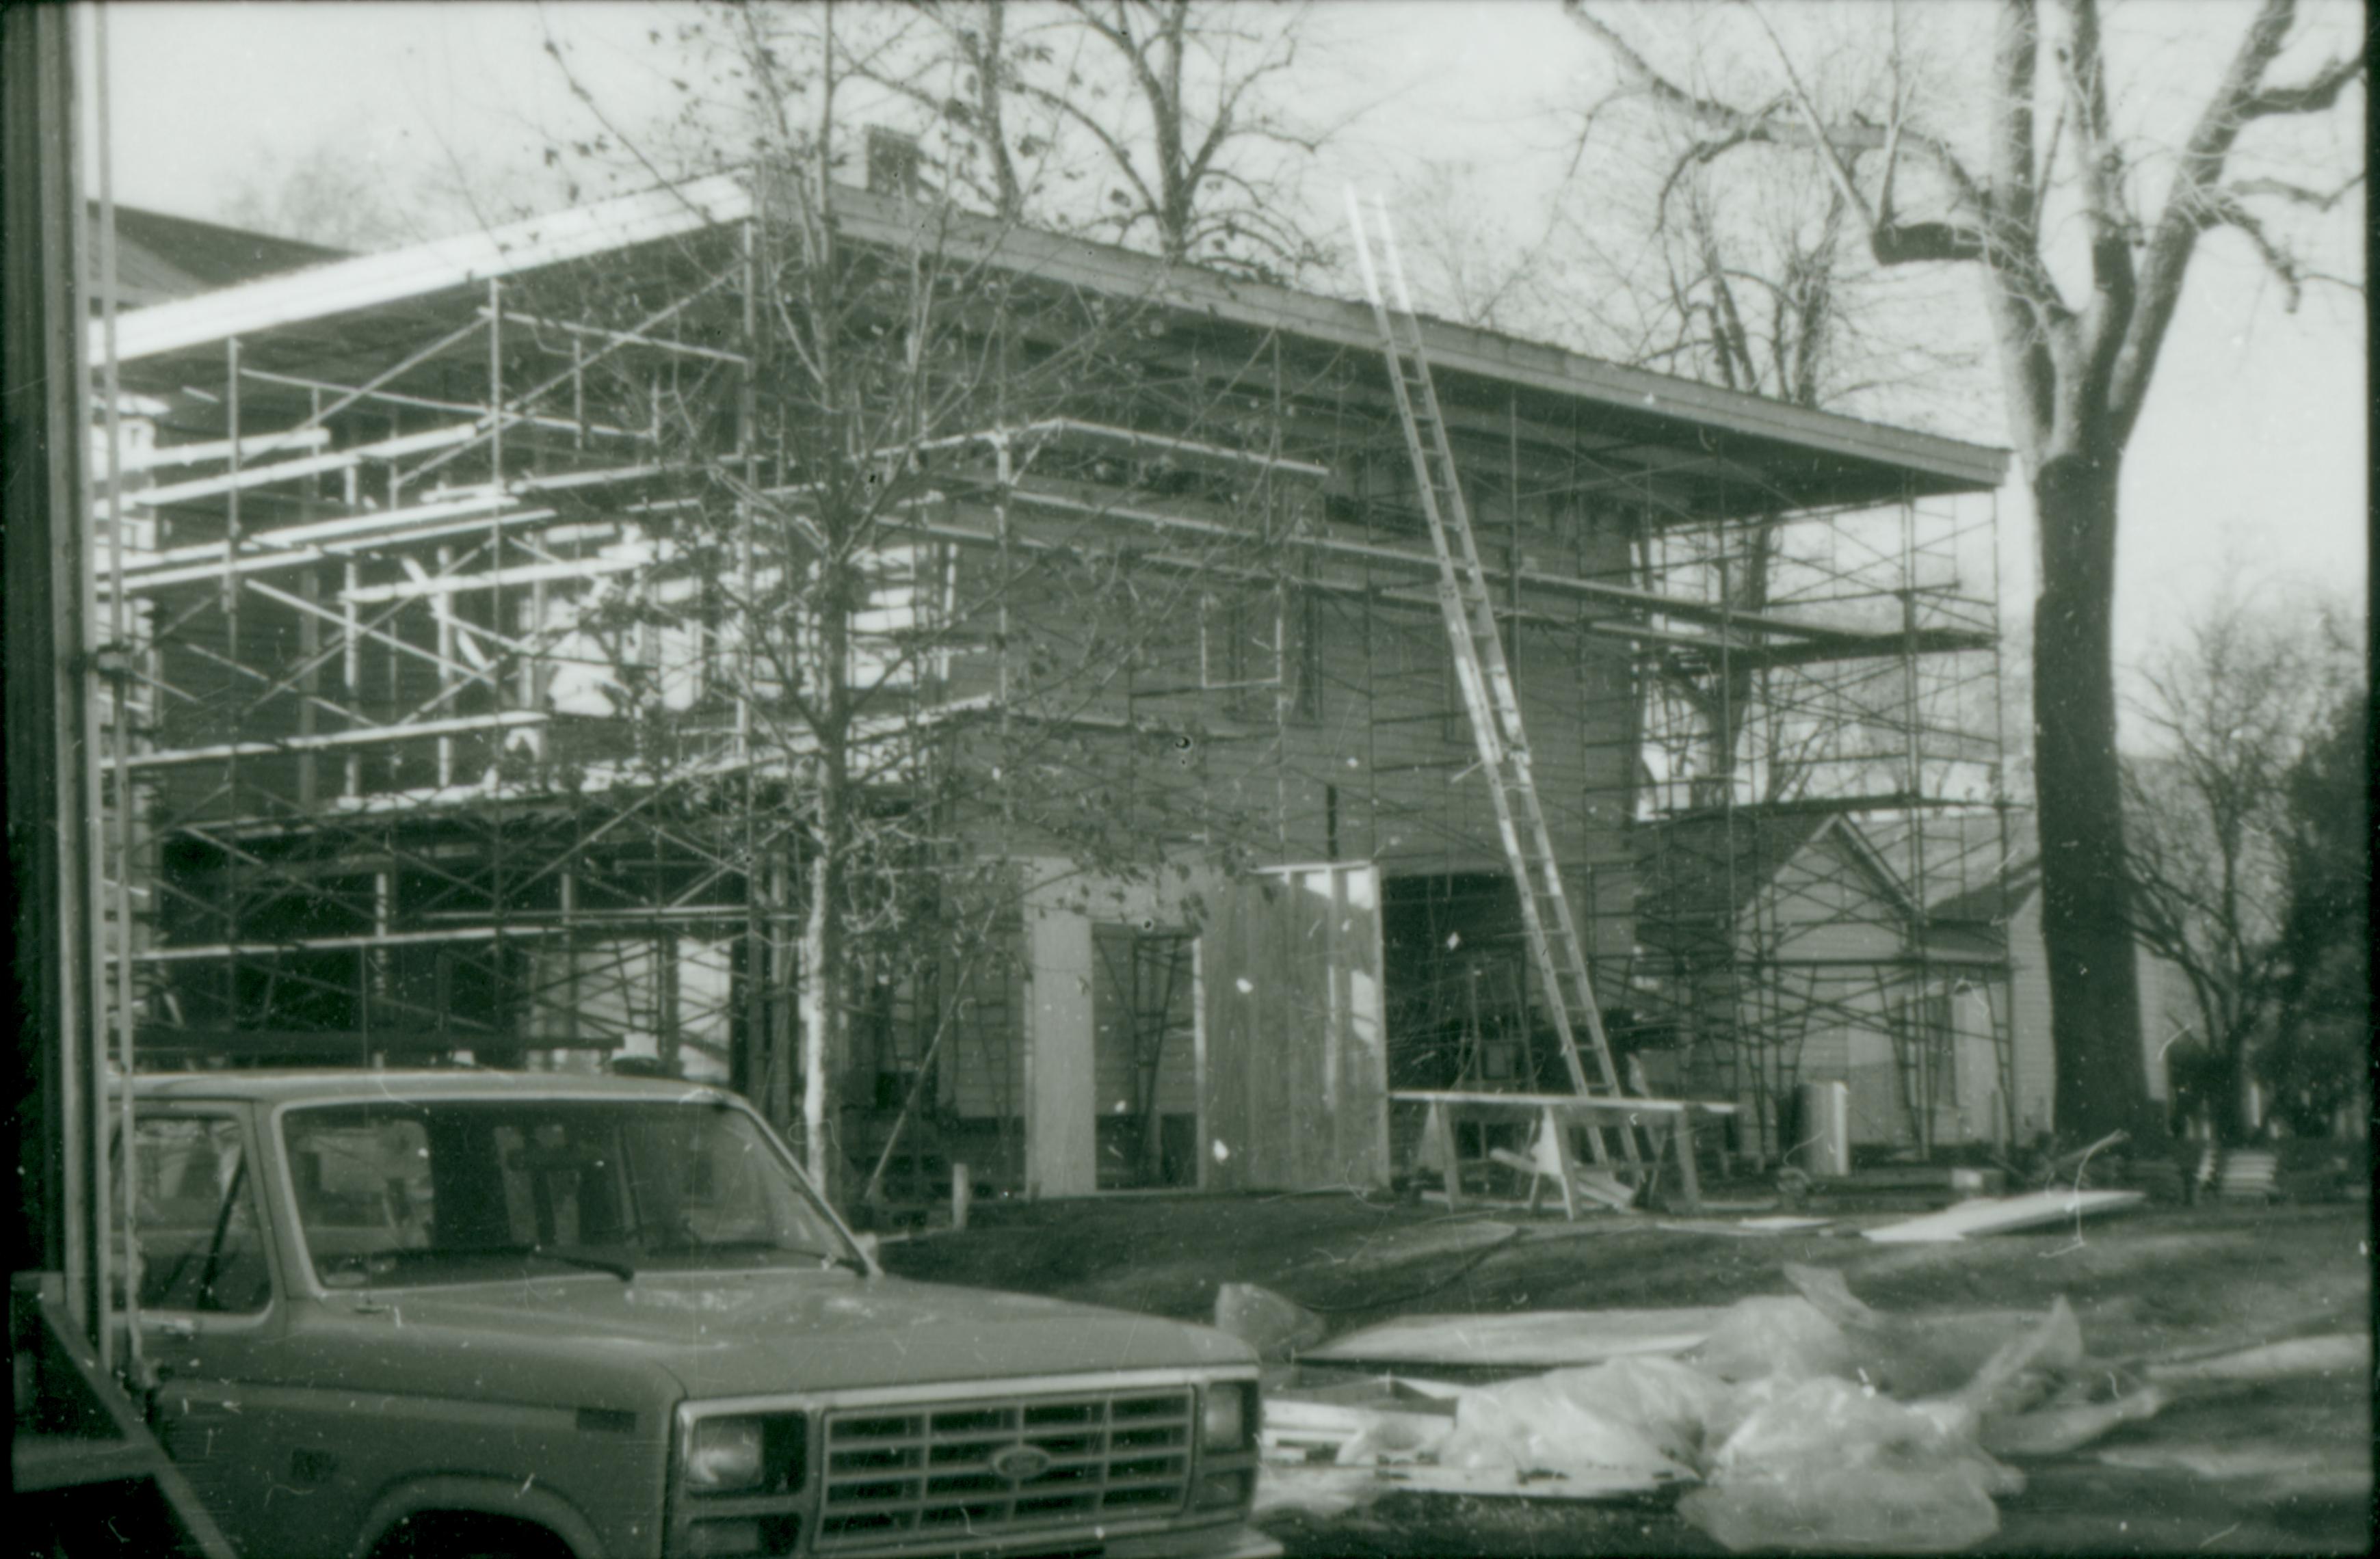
[85,1,2366,725]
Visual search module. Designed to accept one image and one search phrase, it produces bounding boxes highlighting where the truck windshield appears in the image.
[282,1098,859,1289]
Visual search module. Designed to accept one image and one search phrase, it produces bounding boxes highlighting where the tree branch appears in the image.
[2057,0,2137,431]
[2230,171,2366,211]
[2108,0,2353,444]
[2199,188,2306,310]
[2239,51,2364,117]
[1989,0,2041,239]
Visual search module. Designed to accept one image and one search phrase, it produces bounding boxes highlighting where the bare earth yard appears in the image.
[882,1194,2372,1556]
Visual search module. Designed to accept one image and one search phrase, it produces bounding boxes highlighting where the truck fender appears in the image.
[349,1474,607,1559]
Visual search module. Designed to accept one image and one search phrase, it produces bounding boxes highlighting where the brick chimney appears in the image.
[865,126,921,196]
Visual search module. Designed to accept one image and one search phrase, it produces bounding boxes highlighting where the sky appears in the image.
[84,1,2366,733]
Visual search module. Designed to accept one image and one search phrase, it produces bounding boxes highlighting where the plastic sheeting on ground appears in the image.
[1679,1374,2021,1553]
[1269,1267,2156,1552]
[1436,1356,1734,1484]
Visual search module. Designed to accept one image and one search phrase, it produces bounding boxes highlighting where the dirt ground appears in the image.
[881,1190,2373,1556]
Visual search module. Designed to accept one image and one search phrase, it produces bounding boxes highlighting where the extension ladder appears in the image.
[1344,191,1634,1166]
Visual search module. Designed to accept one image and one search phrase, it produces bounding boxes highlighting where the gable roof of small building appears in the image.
[90,204,347,308]
[1634,806,1917,962]
[1927,853,2042,926]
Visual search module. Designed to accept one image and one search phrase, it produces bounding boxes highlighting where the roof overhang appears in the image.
[98,170,2009,505]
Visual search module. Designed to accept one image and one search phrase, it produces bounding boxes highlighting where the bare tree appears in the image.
[533,4,1314,1197]
[820,1,1338,280]
[1565,0,2364,1147]
[2123,594,2361,1140]
[1034,0,1330,276]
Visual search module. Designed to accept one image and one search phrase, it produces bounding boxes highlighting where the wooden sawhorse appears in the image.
[1397,1089,1738,1218]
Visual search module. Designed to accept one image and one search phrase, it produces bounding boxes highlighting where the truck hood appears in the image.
[365,1270,1254,1399]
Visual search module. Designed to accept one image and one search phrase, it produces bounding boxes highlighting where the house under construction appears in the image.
[88,168,2016,1199]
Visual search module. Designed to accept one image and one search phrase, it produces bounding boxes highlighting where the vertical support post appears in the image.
[89,5,148,1373]
[487,278,504,479]
[372,864,392,1061]
[341,559,361,798]
[293,390,324,809]
[220,335,245,1032]
[223,338,241,628]
[1423,1100,1461,1210]
[559,866,580,1052]
[5,0,103,1331]
[1898,496,1935,1158]
[435,543,456,788]
[658,931,681,1077]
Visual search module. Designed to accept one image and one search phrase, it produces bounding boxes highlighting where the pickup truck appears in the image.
[116,1069,1276,1559]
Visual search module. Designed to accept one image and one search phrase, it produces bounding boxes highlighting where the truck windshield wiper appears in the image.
[339,1244,636,1283]
[517,1244,635,1281]
[650,1236,866,1275]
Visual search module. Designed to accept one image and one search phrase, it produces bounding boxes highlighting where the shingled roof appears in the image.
[90,204,346,308]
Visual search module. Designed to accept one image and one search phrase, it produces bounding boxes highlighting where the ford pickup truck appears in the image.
[115,1070,1275,1559]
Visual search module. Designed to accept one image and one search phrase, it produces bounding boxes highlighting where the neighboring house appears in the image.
[90,202,345,306]
[88,171,2007,1197]
[1634,808,2013,1162]
[1927,823,2195,1145]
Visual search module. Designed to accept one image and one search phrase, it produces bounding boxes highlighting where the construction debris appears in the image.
[1259,1262,2189,1551]
[1262,1385,1457,1465]
[1688,1294,1857,1383]
[2094,1441,2372,1502]
[2141,1331,2369,1385]
[1438,1356,1732,1485]
[1485,1147,1642,1212]
[1213,1281,1327,1361]
[1302,1306,1730,1370]
[1783,1263,2078,1398]
[1979,1385,2167,1458]
[1861,1187,2146,1243]
[1678,1374,2020,1553]
[1654,1214,1836,1238]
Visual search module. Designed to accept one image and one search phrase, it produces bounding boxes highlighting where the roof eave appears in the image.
[101,170,2009,496]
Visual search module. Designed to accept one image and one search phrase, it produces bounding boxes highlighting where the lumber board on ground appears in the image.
[2143,1332,2368,1385]
[1860,1188,2145,1243]
[1653,1215,1835,1237]
[1304,1307,1728,1368]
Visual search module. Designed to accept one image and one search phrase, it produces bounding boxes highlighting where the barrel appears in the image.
[1795,1080,1851,1178]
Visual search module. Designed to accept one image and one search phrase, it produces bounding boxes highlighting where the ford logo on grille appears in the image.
[988,1445,1054,1481]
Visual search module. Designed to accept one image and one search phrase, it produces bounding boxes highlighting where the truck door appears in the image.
[129,1108,287,1550]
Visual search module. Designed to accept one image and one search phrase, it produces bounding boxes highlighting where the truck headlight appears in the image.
[684,1415,767,1494]
[1200,1382,1254,1452]
[680,1411,806,1497]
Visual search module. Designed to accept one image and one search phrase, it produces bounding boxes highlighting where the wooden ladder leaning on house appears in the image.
[1344,190,1637,1171]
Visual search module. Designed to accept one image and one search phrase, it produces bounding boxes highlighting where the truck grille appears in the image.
[816,1387,1193,1548]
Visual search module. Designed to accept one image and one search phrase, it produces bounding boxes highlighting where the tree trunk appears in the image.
[2030,449,2163,1150]
[800,775,849,1201]
[800,555,856,1201]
